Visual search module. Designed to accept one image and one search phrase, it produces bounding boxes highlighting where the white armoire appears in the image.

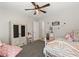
[9,21,27,46]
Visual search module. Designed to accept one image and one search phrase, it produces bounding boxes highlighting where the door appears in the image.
[33,21,39,41]
[41,21,45,39]
[10,22,27,46]
[20,25,27,45]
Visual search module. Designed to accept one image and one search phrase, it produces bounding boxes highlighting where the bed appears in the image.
[43,38,79,57]
[0,41,22,57]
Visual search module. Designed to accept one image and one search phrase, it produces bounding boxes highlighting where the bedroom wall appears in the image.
[0,4,33,43]
[39,2,79,38]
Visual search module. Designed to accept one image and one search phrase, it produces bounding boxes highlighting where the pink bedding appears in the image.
[0,43,22,57]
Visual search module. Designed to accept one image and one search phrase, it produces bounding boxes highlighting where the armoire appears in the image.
[9,21,27,46]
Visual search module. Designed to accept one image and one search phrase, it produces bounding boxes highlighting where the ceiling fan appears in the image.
[25,2,50,15]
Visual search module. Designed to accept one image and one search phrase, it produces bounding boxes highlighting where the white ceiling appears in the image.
[0,2,51,19]
[0,2,79,20]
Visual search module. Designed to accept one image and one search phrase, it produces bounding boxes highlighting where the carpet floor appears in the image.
[17,40,45,57]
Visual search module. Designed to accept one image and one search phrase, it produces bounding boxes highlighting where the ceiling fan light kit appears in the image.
[35,10,40,15]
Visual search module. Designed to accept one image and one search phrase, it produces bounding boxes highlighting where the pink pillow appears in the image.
[65,33,74,41]
[70,32,75,39]
[0,40,2,46]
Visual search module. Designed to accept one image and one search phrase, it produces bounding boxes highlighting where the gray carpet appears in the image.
[17,40,45,57]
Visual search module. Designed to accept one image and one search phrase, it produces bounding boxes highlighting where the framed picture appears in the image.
[52,21,60,26]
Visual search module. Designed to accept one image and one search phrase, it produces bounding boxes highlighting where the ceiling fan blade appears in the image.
[31,2,37,6]
[25,9,35,11]
[40,3,50,8]
[40,10,46,13]
[36,5,40,8]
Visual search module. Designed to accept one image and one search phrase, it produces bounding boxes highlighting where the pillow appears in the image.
[65,33,74,41]
[0,40,2,46]
[65,31,79,42]
[70,32,74,39]
[74,31,79,39]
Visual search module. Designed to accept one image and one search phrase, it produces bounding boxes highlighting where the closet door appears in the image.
[20,25,27,45]
[11,24,20,46]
